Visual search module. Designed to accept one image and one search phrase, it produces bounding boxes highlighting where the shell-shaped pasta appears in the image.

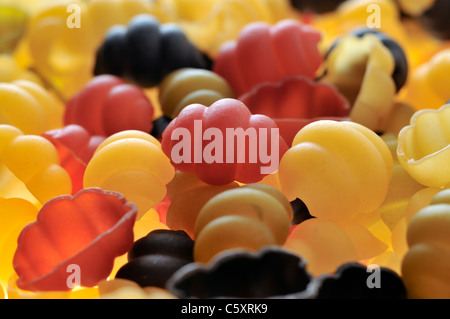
[213,19,323,97]
[0,125,72,205]
[42,124,106,194]
[401,188,450,298]
[402,49,450,111]
[83,130,175,219]
[166,247,313,299]
[94,14,211,88]
[239,75,350,120]
[278,120,393,221]
[159,68,234,119]
[0,80,64,135]
[161,98,289,186]
[397,104,450,188]
[115,229,194,288]
[165,171,239,239]
[239,75,350,145]
[326,28,409,92]
[64,75,155,137]
[13,188,137,292]
[193,184,293,263]
[321,32,397,132]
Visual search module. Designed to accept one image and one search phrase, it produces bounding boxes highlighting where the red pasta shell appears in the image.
[13,188,138,292]
[43,125,106,194]
[239,76,350,145]
[213,20,323,97]
[64,75,154,136]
